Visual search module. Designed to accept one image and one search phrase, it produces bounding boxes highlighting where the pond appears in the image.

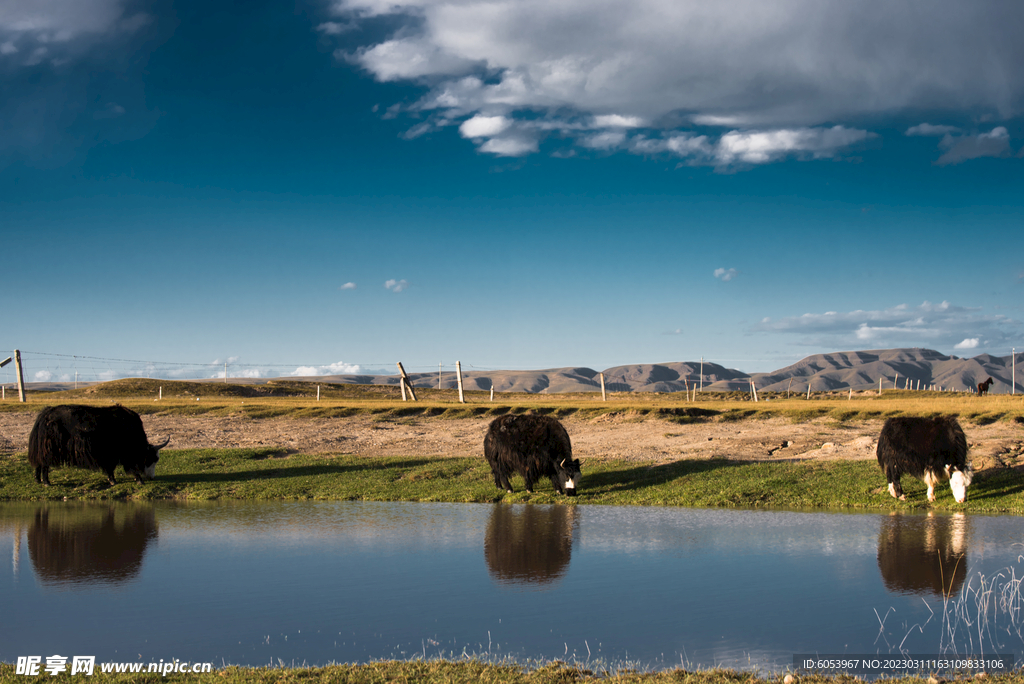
[1,501,1022,675]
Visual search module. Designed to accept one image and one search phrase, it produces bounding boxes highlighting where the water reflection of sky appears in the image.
[2,502,1023,673]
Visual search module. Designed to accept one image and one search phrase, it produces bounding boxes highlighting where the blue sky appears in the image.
[2,0,1023,382]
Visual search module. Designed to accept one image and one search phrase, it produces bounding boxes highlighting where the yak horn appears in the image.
[155,437,171,449]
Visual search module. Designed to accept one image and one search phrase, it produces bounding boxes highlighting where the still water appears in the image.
[2,501,1023,672]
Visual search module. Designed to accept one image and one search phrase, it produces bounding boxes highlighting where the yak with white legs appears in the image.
[876,415,971,503]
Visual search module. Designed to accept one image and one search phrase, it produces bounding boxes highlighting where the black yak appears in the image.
[28,405,169,486]
[977,377,994,396]
[876,416,971,503]
[483,414,582,495]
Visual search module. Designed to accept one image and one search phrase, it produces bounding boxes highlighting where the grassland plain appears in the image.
[4,386,1024,684]
[1,380,1023,511]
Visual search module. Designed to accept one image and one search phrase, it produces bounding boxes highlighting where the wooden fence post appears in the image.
[0,355,10,402]
[806,381,811,400]
[600,372,606,401]
[14,349,26,403]
[396,362,417,401]
[456,361,465,404]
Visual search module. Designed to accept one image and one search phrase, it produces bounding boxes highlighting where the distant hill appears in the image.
[313,348,1020,394]
[16,348,1022,395]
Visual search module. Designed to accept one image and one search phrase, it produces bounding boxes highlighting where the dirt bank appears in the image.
[1,411,1021,473]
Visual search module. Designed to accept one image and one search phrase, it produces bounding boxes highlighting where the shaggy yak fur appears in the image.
[28,404,169,486]
[977,377,994,396]
[876,415,971,503]
[483,414,582,495]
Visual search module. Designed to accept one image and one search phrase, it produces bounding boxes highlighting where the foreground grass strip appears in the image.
[3,661,1024,684]
[2,448,1022,512]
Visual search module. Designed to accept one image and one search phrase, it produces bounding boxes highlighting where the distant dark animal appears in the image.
[484,414,582,495]
[977,378,994,396]
[876,416,971,503]
[28,405,169,486]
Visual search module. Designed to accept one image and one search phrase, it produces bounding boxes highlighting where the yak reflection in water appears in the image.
[876,512,969,597]
[28,503,158,588]
[484,504,579,587]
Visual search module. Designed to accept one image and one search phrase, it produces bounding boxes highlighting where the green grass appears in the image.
[4,380,1024,511]
[4,446,1022,512]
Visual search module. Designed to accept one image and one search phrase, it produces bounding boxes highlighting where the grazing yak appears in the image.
[977,377,994,396]
[28,405,169,486]
[484,414,582,495]
[876,416,971,503]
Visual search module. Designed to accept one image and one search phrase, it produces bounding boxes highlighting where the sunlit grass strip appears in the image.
[2,379,1024,426]
[3,660,1024,684]
[2,448,1022,512]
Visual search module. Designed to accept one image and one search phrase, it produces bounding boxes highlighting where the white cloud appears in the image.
[345,38,480,81]
[33,370,53,382]
[326,0,1024,163]
[714,267,738,281]
[935,126,1012,166]
[385,278,409,292]
[479,135,537,156]
[290,362,361,376]
[0,0,151,66]
[754,301,1020,354]
[339,282,357,290]
[593,114,645,128]
[581,130,626,150]
[459,114,512,138]
[715,126,873,165]
[906,123,960,137]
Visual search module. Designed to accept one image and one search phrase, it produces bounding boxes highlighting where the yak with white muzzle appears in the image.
[876,415,972,503]
[483,414,582,496]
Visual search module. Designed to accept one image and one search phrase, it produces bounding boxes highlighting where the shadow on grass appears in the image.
[964,469,1024,502]
[586,459,748,495]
